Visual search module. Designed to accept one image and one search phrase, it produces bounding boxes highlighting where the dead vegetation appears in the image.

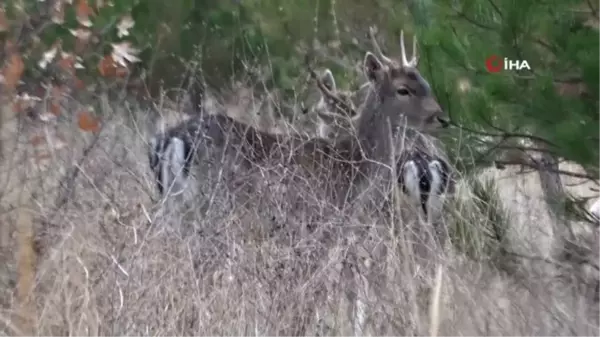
[0,89,597,335]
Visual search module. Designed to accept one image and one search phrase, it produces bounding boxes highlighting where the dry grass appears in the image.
[0,97,597,336]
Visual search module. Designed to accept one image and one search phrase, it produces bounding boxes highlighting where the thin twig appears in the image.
[490,159,598,181]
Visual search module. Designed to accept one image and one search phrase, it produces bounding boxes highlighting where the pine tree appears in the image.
[411,0,598,260]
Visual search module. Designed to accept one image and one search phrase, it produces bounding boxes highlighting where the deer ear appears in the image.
[320,69,336,92]
[363,52,383,82]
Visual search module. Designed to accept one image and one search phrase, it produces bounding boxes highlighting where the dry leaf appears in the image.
[98,54,116,77]
[77,110,100,132]
[111,42,140,67]
[57,52,75,73]
[75,56,85,69]
[76,0,94,27]
[98,54,128,78]
[117,15,134,38]
[38,41,61,69]
[2,51,25,91]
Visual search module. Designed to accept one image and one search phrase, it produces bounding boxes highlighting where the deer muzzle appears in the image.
[437,117,450,128]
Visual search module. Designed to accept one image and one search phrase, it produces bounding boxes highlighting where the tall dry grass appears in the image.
[0,92,597,336]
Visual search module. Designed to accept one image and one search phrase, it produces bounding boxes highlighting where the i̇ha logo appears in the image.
[485,55,531,73]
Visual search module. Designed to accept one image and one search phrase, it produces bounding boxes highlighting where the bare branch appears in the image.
[444,119,558,148]
[489,158,598,182]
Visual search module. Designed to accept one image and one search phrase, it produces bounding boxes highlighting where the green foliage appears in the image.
[421,0,599,177]
[4,0,597,179]
[122,0,418,98]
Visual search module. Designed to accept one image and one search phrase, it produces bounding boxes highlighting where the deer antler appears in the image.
[304,56,357,117]
[310,69,357,117]
[400,30,418,68]
[368,26,394,65]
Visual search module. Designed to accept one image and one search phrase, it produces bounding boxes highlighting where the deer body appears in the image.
[148,112,358,207]
[148,29,452,228]
[151,94,443,211]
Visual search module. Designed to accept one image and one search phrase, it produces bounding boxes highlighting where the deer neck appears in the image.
[355,85,398,165]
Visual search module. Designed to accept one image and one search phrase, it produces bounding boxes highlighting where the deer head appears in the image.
[313,69,361,141]
[360,27,448,135]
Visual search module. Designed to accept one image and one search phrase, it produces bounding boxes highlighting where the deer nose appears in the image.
[437,117,449,128]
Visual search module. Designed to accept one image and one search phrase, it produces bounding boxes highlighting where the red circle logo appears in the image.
[485,55,502,73]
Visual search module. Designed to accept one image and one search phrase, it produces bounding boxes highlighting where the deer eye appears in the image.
[397,88,411,96]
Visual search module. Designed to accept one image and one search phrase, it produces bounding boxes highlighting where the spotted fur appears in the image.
[398,152,451,219]
[148,134,193,197]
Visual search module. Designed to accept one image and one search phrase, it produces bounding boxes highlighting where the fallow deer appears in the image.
[148,27,450,336]
[313,67,454,221]
[328,27,450,209]
[148,26,449,209]
[313,69,362,145]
